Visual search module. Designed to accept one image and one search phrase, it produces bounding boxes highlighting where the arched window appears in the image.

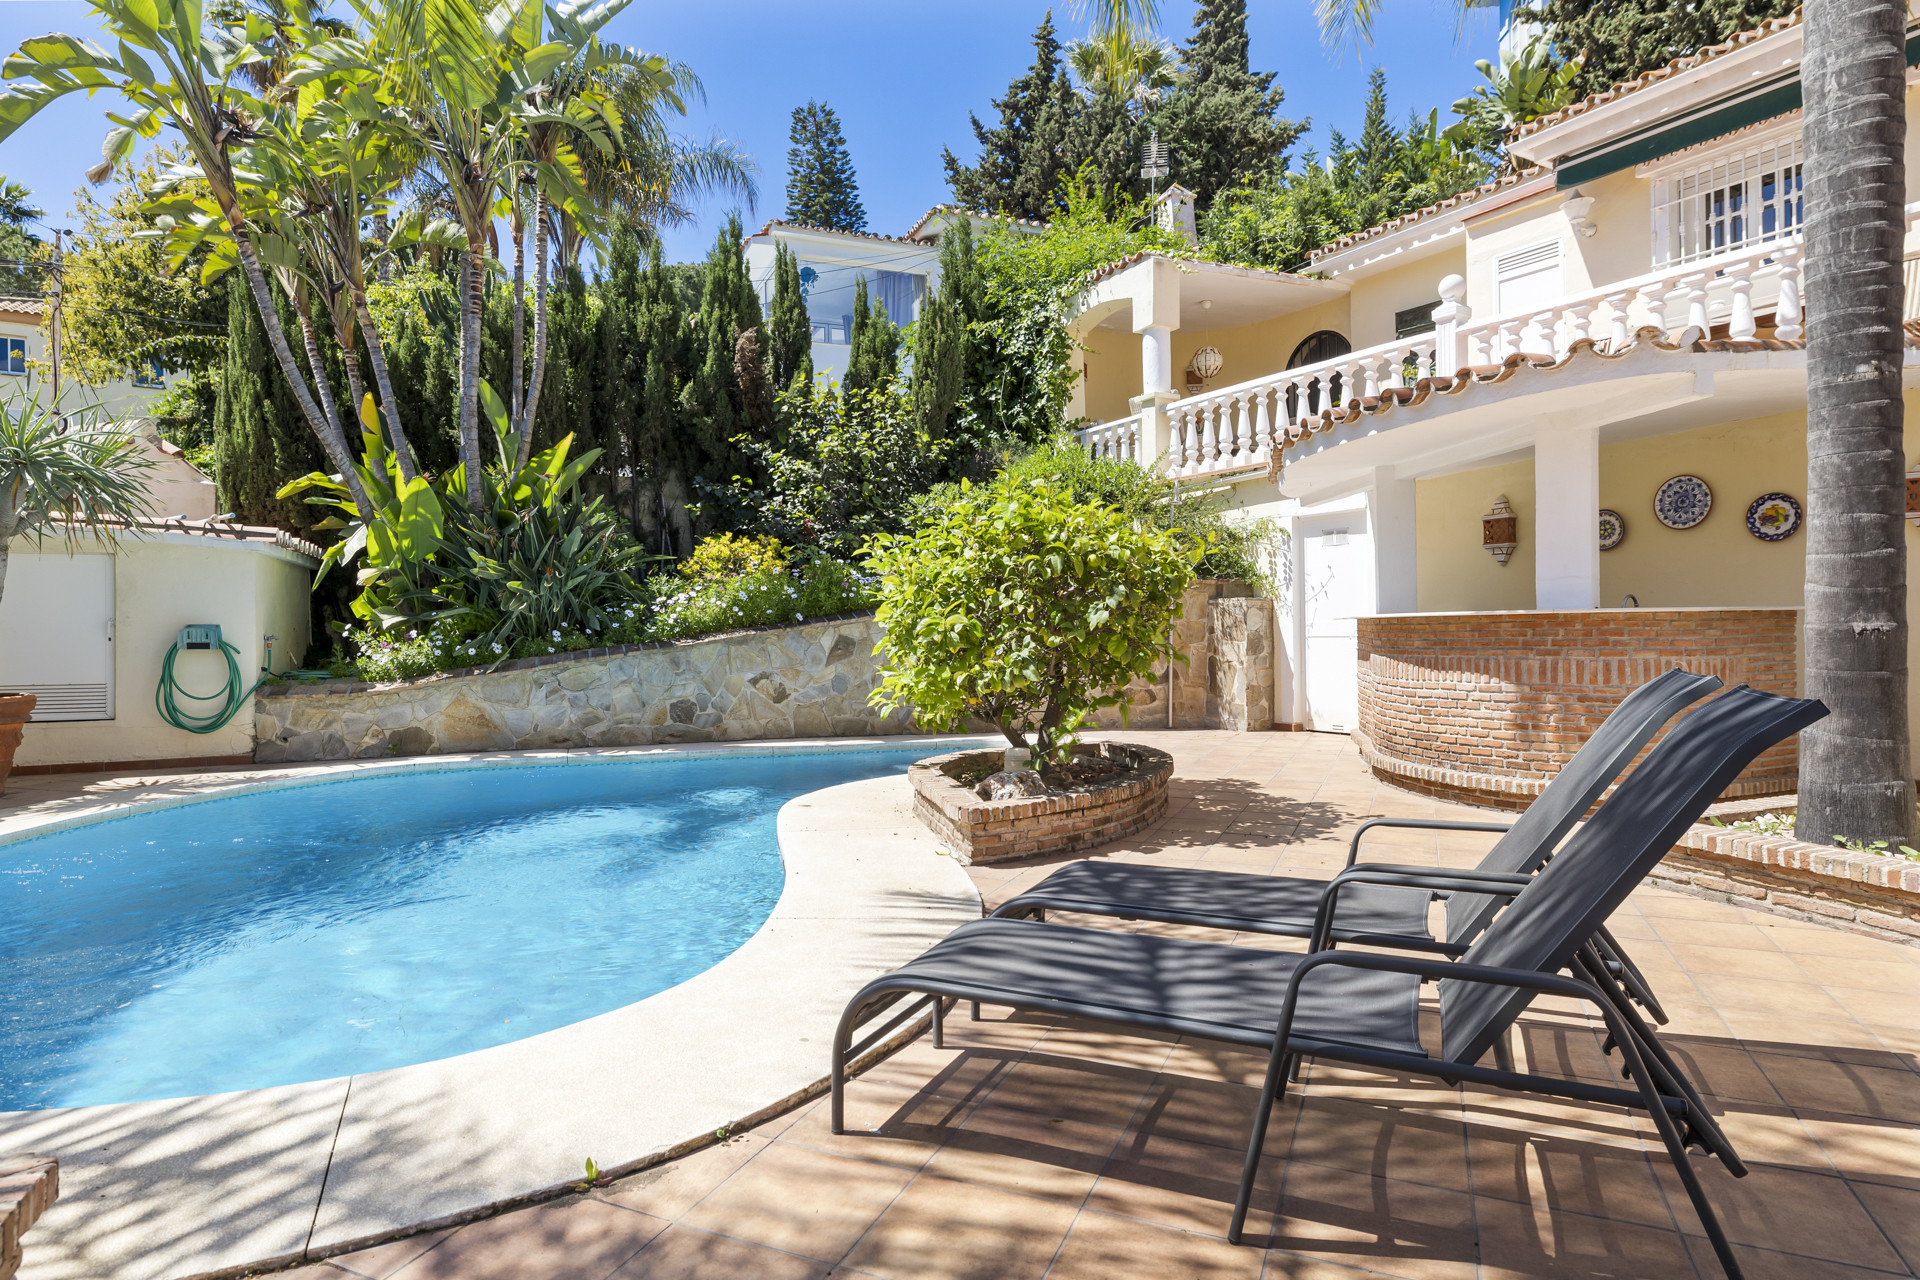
[1284,330,1351,420]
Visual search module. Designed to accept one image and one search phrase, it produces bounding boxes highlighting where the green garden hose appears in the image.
[156,638,272,734]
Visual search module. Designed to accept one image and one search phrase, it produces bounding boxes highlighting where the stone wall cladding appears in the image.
[1356,608,1800,808]
[1658,821,1920,948]
[1091,580,1271,731]
[908,742,1173,864]
[253,614,911,762]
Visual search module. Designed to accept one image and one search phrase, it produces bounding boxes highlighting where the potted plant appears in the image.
[0,389,155,793]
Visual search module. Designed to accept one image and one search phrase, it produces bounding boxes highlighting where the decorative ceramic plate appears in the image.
[1746,492,1802,541]
[1654,475,1713,529]
[1598,508,1626,551]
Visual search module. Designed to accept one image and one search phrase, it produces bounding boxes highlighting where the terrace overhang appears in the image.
[1274,337,1832,507]
[1071,255,1346,341]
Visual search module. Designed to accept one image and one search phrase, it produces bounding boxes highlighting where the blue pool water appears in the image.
[0,746,936,1111]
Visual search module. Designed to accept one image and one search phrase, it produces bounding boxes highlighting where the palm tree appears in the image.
[1794,0,1916,846]
[0,389,156,609]
[0,0,377,516]
[1065,30,1180,109]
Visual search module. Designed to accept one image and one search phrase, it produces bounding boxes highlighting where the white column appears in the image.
[1140,323,1174,397]
[1370,468,1418,613]
[1534,422,1601,610]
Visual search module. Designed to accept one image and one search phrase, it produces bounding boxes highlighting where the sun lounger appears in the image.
[831,684,1825,1280]
[989,667,1721,1022]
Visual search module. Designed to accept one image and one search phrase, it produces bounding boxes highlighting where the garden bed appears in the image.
[907,741,1173,864]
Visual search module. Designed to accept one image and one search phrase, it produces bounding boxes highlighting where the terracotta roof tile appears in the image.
[1508,11,1803,143]
[0,295,49,316]
[1305,167,1548,262]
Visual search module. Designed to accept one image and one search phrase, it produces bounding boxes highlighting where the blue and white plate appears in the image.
[1598,509,1625,551]
[1746,492,1801,541]
[1654,475,1712,529]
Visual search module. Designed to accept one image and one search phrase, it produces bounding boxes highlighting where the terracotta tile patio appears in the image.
[19,730,1920,1279]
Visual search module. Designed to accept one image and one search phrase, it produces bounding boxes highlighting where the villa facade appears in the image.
[742,208,1040,383]
[0,295,167,421]
[1069,12,1920,803]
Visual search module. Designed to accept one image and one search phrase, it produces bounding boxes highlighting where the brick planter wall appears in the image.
[1356,608,1800,809]
[908,742,1173,865]
[1,1156,57,1280]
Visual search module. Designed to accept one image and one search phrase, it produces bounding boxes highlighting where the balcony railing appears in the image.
[1072,234,1805,482]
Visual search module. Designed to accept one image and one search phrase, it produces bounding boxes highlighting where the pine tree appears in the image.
[943,14,1080,220]
[1148,0,1304,210]
[843,277,899,393]
[1528,0,1798,100]
[768,242,813,391]
[911,219,982,440]
[1060,92,1152,205]
[785,101,867,232]
[212,276,326,529]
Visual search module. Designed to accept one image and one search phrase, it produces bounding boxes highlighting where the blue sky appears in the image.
[0,0,1500,265]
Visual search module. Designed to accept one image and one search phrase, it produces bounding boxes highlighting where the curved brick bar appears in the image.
[1355,608,1801,809]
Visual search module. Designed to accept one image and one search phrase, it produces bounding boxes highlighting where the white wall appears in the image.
[2,532,314,766]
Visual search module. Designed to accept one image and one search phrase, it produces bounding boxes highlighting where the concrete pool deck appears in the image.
[0,738,988,1280]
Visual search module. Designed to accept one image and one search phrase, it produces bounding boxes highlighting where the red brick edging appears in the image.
[908,743,1173,865]
[0,1156,57,1280]
[1659,821,1920,945]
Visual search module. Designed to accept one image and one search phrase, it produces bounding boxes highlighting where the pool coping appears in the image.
[0,736,989,1280]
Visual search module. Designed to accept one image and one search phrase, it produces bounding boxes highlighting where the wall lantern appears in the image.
[1563,190,1598,239]
[1482,494,1519,565]
[1907,466,1920,528]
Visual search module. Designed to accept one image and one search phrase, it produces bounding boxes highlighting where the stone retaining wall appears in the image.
[908,743,1174,864]
[253,614,911,762]
[1089,580,1275,731]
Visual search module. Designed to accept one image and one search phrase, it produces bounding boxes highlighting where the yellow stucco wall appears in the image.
[1416,459,1538,611]
[1346,248,1467,351]
[1080,327,1141,424]
[1598,411,1808,608]
[4,534,314,766]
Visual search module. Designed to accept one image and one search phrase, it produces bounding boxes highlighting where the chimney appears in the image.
[1153,185,1198,247]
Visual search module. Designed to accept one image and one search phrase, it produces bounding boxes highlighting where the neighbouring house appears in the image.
[742,207,1041,383]
[0,523,317,771]
[1068,13,1917,806]
[0,296,170,422]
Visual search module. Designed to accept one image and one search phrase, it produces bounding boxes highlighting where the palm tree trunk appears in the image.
[342,346,367,444]
[230,230,373,516]
[510,206,526,444]
[515,188,551,473]
[294,298,346,451]
[353,288,421,484]
[458,244,486,513]
[1795,0,1917,846]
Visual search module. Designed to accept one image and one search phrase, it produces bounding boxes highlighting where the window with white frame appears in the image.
[1650,131,1803,267]
[0,336,25,376]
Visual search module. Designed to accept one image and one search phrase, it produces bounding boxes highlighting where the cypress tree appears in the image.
[212,275,327,529]
[768,242,813,391]
[942,13,1079,220]
[785,101,868,232]
[843,277,899,393]
[1148,0,1304,210]
[681,215,763,495]
[910,219,981,440]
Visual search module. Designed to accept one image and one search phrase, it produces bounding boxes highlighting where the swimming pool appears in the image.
[0,746,938,1111]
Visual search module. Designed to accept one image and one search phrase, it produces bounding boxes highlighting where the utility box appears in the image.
[0,551,115,721]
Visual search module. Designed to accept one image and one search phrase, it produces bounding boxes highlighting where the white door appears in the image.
[1297,511,1373,733]
[0,551,115,720]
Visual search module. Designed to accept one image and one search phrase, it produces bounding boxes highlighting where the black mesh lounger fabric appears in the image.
[885,917,1426,1057]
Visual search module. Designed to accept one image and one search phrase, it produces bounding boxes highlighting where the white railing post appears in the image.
[1776,249,1804,342]
[1680,272,1711,336]
[1411,339,1434,384]
[1251,386,1273,465]
[1601,292,1632,351]
[1520,311,1555,358]
[1725,262,1756,340]
[1234,390,1254,464]
[1431,273,1469,378]
[1563,302,1593,355]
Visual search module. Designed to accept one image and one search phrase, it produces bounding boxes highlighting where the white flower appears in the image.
[406,630,418,639]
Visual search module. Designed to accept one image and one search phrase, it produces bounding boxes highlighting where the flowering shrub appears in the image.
[679,532,789,581]
[648,555,875,642]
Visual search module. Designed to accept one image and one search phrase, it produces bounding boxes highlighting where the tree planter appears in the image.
[908,742,1173,864]
[0,694,33,796]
